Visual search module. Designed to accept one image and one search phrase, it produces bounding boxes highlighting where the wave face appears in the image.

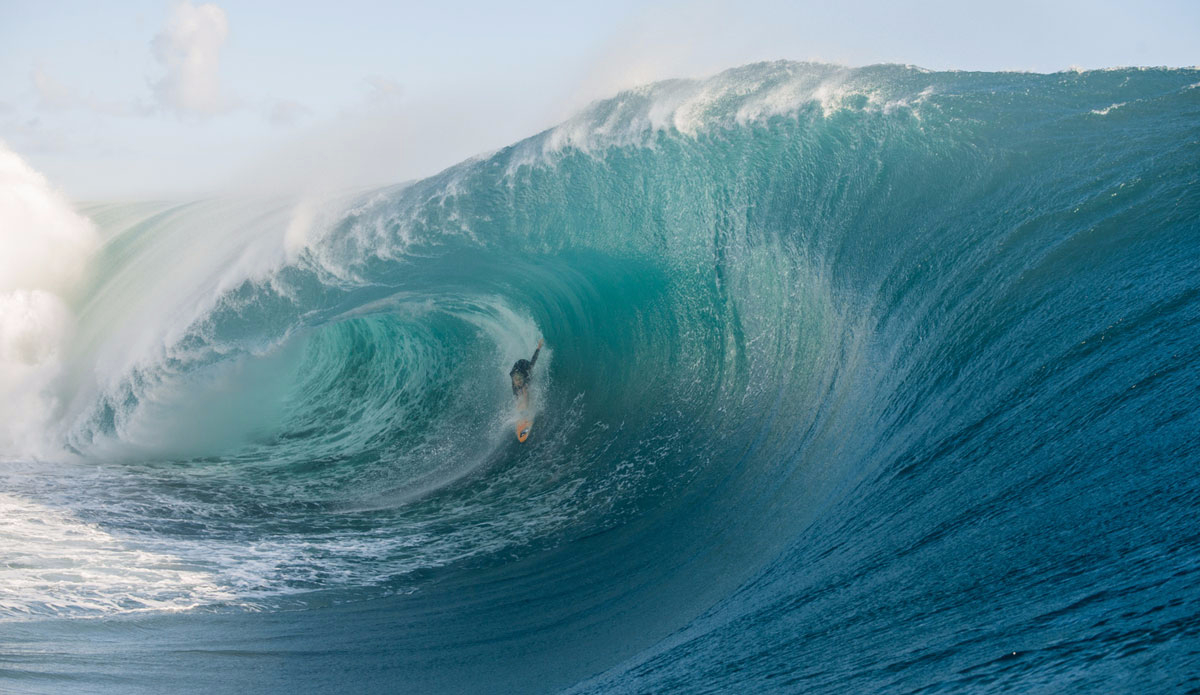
[3,62,1200,693]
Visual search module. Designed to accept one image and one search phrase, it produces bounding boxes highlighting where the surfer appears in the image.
[510,339,544,398]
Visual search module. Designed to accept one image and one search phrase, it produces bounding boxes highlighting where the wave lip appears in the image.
[517,61,936,165]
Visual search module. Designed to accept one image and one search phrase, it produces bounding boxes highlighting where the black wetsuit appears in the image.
[509,345,541,396]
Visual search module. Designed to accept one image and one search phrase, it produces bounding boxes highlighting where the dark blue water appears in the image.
[3,62,1199,693]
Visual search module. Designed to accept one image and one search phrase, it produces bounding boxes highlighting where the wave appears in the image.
[2,62,1199,693]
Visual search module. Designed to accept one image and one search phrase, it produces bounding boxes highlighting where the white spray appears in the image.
[0,141,99,458]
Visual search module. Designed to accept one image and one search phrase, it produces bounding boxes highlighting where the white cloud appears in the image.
[151,1,231,116]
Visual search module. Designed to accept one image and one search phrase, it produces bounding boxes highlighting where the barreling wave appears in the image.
[2,61,1199,694]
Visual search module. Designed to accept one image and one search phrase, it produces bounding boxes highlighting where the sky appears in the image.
[2,0,1198,199]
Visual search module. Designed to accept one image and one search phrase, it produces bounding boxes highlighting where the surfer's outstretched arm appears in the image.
[530,339,543,367]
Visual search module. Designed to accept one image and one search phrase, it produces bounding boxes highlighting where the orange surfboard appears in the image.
[515,392,533,442]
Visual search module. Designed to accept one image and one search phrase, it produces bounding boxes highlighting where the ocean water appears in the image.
[2,62,1199,693]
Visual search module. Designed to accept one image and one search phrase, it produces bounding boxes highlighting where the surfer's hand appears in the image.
[537,339,544,348]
